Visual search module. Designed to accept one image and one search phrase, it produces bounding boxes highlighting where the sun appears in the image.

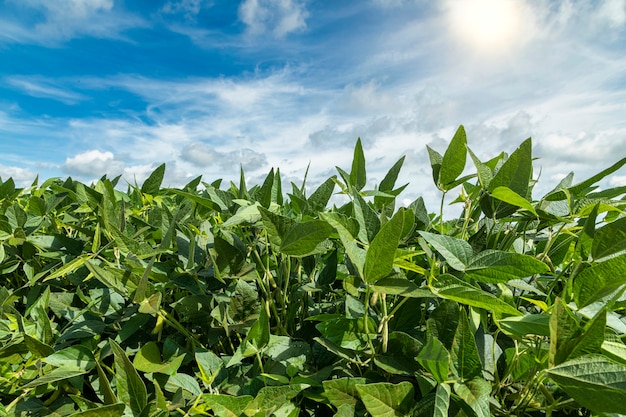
[447,0,522,53]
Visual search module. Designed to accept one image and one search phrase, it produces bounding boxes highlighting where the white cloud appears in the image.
[0,165,37,186]
[238,0,308,38]
[63,150,125,177]
[5,76,87,104]
[1,0,144,44]
[180,142,267,170]
[161,0,212,20]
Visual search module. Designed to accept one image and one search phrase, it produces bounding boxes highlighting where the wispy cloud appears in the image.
[5,76,88,104]
[238,0,308,38]
[0,0,145,45]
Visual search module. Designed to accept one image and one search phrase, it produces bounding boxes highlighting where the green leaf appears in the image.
[419,232,472,271]
[465,250,549,283]
[416,331,450,383]
[592,217,626,260]
[370,278,433,298]
[247,304,270,353]
[23,368,88,388]
[601,341,626,365]
[243,384,308,417]
[350,138,367,191]
[547,354,626,414]
[439,125,467,190]
[468,148,493,189]
[201,394,253,417]
[364,208,405,283]
[307,176,336,212]
[430,274,521,316]
[320,212,365,279]
[110,339,147,417]
[451,309,482,382]
[133,342,185,376]
[568,157,626,197]
[490,186,537,216]
[426,146,443,188]
[141,163,166,195]
[498,314,550,337]
[280,220,334,256]
[574,254,626,308]
[43,345,96,372]
[434,383,451,417]
[67,403,126,417]
[481,138,532,218]
[355,382,414,417]
[453,378,491,417]
[323,377,367,410]
[352,191,380,243]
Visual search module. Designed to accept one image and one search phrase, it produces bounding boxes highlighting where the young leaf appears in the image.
[490,186,537,216]
[416,331,450,383]
[426,146,443,188]
[568,157,626,198]
[355,382,414,417]
[364,208,405,283]
[307,176,336,212]
[439,125,467,190]
[141,163,166,196]
[350,138,367,191]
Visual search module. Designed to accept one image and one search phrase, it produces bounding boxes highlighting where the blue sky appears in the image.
[1,0,626,211]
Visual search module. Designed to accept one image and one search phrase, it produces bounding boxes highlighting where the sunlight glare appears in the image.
[448,0,522,53]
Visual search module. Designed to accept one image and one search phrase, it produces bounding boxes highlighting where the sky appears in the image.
[1,0,626,213]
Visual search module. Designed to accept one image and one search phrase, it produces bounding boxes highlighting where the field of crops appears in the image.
[1,126,626,416]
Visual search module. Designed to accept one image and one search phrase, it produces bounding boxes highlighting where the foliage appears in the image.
[1,127,626,416]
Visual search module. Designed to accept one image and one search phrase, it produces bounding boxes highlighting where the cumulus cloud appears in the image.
[238,0,308,38]
[180,142,267,171]
[62,150,125,177]
[0,165,37,186]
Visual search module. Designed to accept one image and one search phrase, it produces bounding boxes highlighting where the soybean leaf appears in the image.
[592,217,626,260]
[364,208,405,283]
[323,377,367,410]
[141,163,166,196]
[430,274,521,316]
[416,331,450,383]
[320,212,365,279]
[307,176,336,212]
[434,383,451,417]
[350,138,367,191]
[426,146,443,188]
[568,157,626,197]
[66,403,126,417]
[419,232,472,271]
[243,384,308,417]
[454,378,491,417]
[601,341,626,365]
[547,354,626,414]
[490,186,537,216]
[451,309,482,382]
[280,220,334,256]
[465,250,549,283]
[133,342,185,376]
[439,125,467,190]
[43,345,96,371]
[352,191,380,243]
[498,314,550,337]
[110,339,147,417]
[355,382,414,417]
[202,394,253,417]
[370,278,433,298]
[23,368,89,388]
[246,303,270,353]
[573,254,626,308]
